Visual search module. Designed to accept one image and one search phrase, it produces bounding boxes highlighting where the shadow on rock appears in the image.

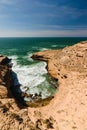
[10,71,28,109]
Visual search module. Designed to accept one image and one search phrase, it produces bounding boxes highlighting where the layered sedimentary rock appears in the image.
[0,41,87,130]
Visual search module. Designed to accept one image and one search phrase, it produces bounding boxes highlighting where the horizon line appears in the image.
[0,36,87,38]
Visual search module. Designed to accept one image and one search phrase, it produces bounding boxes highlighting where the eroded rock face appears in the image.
[0,56,13,98]
[0,41,87,130]
[32,41,87,80]
[30,41,87,130]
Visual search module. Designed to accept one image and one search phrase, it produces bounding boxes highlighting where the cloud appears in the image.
[0,30,87,37]
[0,0,86,37]
[47,5,87,19]
[28,1,87,19]
[34,1,56,8]
[60,25,87,30]
[30,24,87,30]
[60,6,87,18]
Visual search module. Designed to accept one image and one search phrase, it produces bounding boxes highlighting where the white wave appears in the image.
[28,81,51,99]
[8,55,56,99]
[58,44,66,48]
[51,45,57,47]
[32,46,39,49]
[26,52,34,62]
[8,55,18,67]
[51,44,66,48]
[10,56,47,90]
[39,48,49,51]
[9,48,18,52]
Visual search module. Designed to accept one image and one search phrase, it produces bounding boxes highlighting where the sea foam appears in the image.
[9,55,57,99]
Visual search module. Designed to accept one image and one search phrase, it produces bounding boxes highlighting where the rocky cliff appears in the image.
[0,56,13,98]
[0,41,87,130]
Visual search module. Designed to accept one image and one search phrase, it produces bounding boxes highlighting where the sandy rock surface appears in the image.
[0,41,87,130]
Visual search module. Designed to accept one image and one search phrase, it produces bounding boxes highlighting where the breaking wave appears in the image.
[9,55,57,99]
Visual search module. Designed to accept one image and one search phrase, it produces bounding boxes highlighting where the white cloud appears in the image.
[33,24,87,30]
[0,30,87,37]
[28,1,87,19]
[61,25,87,30]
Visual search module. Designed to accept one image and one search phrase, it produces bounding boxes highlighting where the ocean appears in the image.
[0,37,87,100]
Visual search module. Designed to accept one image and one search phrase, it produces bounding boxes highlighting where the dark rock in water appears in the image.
[0,57,12,65]
[0,56,13,68]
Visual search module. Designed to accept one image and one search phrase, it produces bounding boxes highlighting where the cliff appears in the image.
[0,41,87,130]
[0,56,13,98]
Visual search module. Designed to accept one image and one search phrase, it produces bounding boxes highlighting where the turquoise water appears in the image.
[0,37,87,63]
[0,37,87,99]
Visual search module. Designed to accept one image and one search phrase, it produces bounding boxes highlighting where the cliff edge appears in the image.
[0,41,87,130]
[30,41,87,130]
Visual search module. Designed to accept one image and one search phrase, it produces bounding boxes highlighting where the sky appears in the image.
[0,0,87,37]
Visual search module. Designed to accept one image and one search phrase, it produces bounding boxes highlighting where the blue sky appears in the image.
[0,0,87,37]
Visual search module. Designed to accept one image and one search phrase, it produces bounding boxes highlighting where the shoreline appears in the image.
[0,41,87,130]
[29,41,87,130]
[0,55,58,108]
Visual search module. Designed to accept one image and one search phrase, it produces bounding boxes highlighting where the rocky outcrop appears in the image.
[0,41,87,130]
[32,41,87,80]
[30,41,87,130]
[0,56,13,98]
